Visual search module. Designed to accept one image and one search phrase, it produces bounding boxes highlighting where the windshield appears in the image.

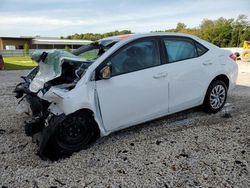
[71,34,134,60]
[72,40,117,60]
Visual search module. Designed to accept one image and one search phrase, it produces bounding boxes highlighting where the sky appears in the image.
[0,0,249,37]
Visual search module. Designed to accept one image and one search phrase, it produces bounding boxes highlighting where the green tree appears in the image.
[241,27,250,46]
[176,22,187,31]
[165,22,200,36]
[199,17,235,47]
[24,42,30,56]
[199,19,215,42]
[164,15,248,47]
[231,15,249,47]
[61,15,250,47]
[64,30,132,41]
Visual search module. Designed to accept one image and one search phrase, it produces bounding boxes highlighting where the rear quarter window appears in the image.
[195,42,208,56]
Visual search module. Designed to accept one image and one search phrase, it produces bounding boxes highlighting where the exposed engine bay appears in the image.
[14,51,93,116]
[29,50,93,92]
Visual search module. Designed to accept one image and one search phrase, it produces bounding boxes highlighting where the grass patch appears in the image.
[79,55,97,59]
[3,54,96,70]
[3,56,38,70]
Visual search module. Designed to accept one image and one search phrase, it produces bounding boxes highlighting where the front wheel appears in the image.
[203,80,227,113]
[41,113,99,160]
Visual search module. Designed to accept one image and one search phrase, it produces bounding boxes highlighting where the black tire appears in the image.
[203,80,227,113]
[42,113,99,160]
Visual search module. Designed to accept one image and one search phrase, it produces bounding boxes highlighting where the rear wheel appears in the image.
[203,80,227,113]
[42,113,99,160]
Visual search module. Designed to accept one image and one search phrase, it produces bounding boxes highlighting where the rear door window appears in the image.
[163,38,197,63]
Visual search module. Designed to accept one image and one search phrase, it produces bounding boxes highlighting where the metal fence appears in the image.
[0,49,98,57]
[0,49,46,57]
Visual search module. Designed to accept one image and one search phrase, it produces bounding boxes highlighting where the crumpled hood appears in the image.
[29,50,80,93]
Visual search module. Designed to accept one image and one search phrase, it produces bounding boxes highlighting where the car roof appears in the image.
[105,32,219,50]
[97,32,210,48]
[99,32,201,43]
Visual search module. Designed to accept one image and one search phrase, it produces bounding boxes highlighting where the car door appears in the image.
[161,37,210,113]
[95,38,169,131]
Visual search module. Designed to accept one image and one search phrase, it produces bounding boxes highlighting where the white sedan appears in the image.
[16,33,238,160]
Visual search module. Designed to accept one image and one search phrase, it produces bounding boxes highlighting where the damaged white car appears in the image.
[14,33,238,160]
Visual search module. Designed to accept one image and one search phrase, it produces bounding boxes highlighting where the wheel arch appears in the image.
[71,108,101,139]
[210,74,229,89]
[202,74,229,104]
[39,108,101,159]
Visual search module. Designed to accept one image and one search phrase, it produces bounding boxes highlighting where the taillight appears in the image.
[230,53,237,61]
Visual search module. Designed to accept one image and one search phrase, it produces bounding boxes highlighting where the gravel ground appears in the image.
[0,62,249,188]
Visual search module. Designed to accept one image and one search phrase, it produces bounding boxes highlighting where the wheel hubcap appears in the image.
[67,124,81,137]
[56,118,89,148]
[210,85,226,109]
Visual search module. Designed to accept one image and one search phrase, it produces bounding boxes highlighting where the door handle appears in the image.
[153,73,168,79]
[203,61,212,65]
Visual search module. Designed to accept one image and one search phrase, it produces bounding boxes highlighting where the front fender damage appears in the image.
[15,49,100,160]
[36,114,66,158]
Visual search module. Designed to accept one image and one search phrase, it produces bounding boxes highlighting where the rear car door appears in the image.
[96,38,169,131]
[161,37,209,113]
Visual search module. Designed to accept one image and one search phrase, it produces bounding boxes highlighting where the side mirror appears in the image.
[100,65,112,80]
